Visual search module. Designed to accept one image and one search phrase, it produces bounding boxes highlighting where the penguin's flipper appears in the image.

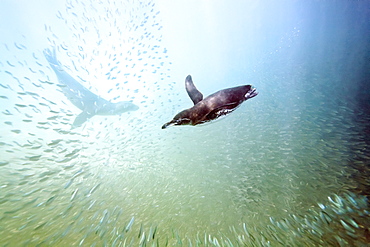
[185,75,203,105]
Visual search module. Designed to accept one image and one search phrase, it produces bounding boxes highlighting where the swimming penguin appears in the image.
[43,48,139,128]
[162,75,258,129]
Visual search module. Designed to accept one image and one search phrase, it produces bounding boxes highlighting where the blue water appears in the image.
[0,0,369,246]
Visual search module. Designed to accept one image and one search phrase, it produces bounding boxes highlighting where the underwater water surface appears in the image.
[0,0,369,246]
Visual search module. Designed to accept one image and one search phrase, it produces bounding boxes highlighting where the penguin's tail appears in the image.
[245,86,258,100]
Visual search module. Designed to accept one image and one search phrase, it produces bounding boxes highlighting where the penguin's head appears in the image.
[162,109,191,129]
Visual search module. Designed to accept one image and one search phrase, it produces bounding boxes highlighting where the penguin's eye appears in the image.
[176,118,190,125]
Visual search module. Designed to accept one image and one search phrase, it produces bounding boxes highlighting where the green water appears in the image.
[1,100,368,246]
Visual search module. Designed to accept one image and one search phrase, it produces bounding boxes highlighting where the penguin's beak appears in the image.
[162,121,174,129]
